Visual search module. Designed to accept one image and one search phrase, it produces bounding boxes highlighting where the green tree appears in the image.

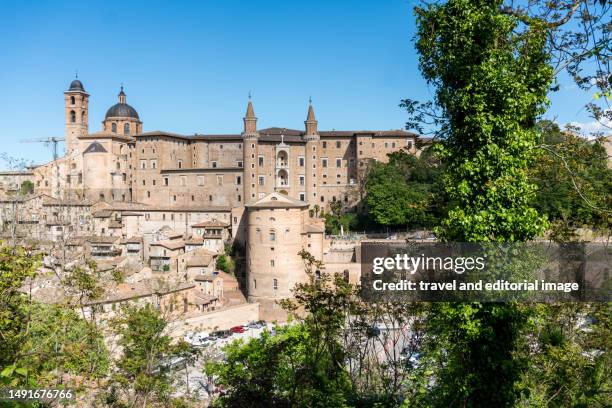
[365,150,442,228]
[531,121,612,237]
[19,180,34,196]
[209,251,355,407]
[406,0,554,406]
[110,303,188,407]
[216,254,234,274]
[18,303,109,385]
[0,245,39,387]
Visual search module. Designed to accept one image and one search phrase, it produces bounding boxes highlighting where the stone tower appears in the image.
[64,77,89,155]
[246,192,311,320]
[242,97,259,204]
[304,99,319,206]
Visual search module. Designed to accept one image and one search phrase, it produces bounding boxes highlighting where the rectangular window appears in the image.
[140,160,146,169]
[299,175,305,186]
[336,158,342,168]
[212,161,217,168]
[273,279,278,290]
[349,158,355,167]
[180,176,186,186]
[150,160,157,169]
[299,156,305,166]
[164,177,169,186]
[197,176,204,186]
[336,141,341,148]
[299,192,306,201]
[235,175,242,185]
[217,175,223,186]
[322,158,328,168]
[177,160,183,169]
[237,161,243,168]
[258,176,265,186]
[258,155,264,166]
[322,141,327,148]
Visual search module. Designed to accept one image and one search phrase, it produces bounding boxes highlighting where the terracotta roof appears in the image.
[150,240,185,250]
[185,237,203,245]
[192,291,217,305]
[85,280,195,305]
[158,227,183,239]
[42,197,92,206]
[247,192,308,209]
[79,132,134,141]
[186,255,214,267]
[121,236,143,244]
[191,220,229,228]
[132,128,419,143]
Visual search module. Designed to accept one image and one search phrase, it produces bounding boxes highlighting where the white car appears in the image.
[184,332,210,346]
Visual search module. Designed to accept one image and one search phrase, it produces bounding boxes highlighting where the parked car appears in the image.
[211,329,232,339]
[247,320,267,329]
[184,332,210,346]
[230,325,245,334]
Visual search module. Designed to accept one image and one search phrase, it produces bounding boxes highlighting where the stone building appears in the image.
[14,77,424,320]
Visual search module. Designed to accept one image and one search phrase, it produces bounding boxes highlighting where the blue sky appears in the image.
[0,0,600,167]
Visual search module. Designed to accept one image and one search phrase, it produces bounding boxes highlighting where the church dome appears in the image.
[68,79,85,91]
[105,103,139,119]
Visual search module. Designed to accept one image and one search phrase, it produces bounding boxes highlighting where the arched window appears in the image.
[277,150,288,167]
[111,122,117,133]
[277,169,288,187]
[70,110,76,123]
[70,96,75,105]
[315,270,321,281]
[124,123,130,134]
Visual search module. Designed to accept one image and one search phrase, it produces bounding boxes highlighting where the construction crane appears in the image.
[20,137,65,197]
[21,137,65,161]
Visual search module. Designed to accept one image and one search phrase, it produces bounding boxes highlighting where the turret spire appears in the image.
[305,98,318,135]
[243,97,257,134]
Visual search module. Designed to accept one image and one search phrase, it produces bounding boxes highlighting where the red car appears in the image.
[230,326,245,334]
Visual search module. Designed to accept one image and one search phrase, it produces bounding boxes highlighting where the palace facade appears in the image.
[12,78,422,319]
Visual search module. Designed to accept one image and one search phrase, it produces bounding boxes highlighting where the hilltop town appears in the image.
[0,78,427,329]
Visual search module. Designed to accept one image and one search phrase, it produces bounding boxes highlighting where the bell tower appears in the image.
[64,76,89,155]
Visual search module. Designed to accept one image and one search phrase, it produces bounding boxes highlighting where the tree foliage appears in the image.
[364,149,444,228]
[109,303,191,407]
[531,121,612,237]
